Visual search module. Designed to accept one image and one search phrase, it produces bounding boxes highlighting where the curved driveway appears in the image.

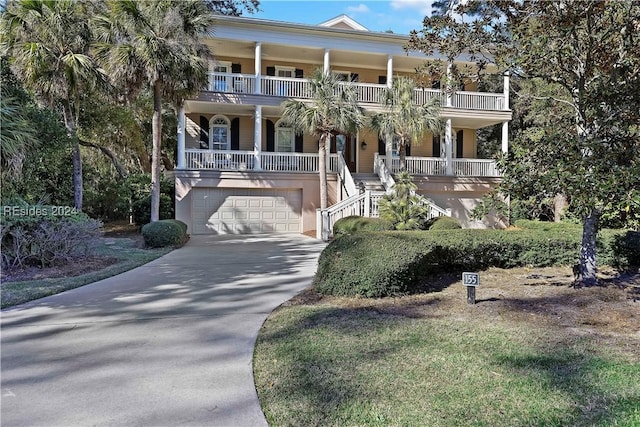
[1,234,325,426]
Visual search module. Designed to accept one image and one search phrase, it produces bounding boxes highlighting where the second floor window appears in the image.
[210,116,230,150]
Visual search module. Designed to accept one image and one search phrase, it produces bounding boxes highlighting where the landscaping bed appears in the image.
[0,224,171,308]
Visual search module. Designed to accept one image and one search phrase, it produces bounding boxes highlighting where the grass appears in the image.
[254,268,640,427]
[1,237,171,308]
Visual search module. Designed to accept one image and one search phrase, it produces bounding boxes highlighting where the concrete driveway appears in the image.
[1,234,325,427]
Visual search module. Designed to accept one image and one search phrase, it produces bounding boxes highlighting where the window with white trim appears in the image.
[276,121,295,152]
[209,115,230,151]
[275,66,295,78]
[332,70,351,82]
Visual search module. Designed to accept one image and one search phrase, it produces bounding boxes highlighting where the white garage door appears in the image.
[192,188,302,235]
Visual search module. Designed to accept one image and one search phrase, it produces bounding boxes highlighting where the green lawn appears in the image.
[254,274,640,427]
[1,237,171,308]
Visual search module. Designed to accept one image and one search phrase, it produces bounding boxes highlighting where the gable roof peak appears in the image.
[318,14,369,32]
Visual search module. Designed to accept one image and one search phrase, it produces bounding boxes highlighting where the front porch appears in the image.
[181,149,500,178]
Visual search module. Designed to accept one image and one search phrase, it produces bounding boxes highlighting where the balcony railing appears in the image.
[382,155,501,177]
[206,72,508,111]
[184,149,339,173]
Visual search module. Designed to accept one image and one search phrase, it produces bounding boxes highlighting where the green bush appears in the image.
[1,205,102,269]
[315,226,640,298]
[141,220,188,248]
[333,216,394,237]
[427,216,462,230]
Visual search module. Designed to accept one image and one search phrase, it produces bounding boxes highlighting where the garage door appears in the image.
[192,188,302,235]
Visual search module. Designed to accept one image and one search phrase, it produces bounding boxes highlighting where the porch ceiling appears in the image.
[205,39,494,73]
[184,100,282,117]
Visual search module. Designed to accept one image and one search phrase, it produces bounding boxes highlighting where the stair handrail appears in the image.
[316,191,369,241]
[337,153,358,197]
[373,153,396,192]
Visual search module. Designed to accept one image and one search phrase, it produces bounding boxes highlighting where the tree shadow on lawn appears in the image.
[258,273,640,426]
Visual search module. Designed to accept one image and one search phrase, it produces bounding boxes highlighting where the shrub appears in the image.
[315,228,588,298]
[1,206,102,270]
[379,171,430,230]
[333,216,394,237]
[316,225,640,298]
[141,220,188,248]
[427,216,462,230]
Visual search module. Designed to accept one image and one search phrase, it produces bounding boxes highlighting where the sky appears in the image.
[252,0,435,35]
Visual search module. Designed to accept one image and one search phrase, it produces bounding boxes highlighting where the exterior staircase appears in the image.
[352,173,385,192]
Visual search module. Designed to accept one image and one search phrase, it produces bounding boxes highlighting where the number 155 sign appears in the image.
[462,272,480,287]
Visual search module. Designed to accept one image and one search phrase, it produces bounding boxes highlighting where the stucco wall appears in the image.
[413,176,506,229]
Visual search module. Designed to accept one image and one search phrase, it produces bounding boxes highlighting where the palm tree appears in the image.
[281,69,366,209]
[370,76,442,171]
[93,0,213,222]
[2,0,108,209]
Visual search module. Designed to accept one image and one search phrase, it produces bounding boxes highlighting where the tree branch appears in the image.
[78,138,128,179]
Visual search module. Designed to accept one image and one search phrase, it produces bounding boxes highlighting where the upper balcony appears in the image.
[206,72,508,112]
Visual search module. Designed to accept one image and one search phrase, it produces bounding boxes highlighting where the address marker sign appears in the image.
[462,272,479,305]
[462,272,480,287]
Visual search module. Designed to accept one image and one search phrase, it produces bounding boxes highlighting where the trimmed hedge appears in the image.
[333,216,394,237]
[315,228,639,298]
[141,219,188,248]
[427,216,462,230]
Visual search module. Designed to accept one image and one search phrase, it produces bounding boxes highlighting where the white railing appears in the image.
[387,156,447,175]
[413,88,446,106]
[185,150,255,170]
[207,73,255,93]
[373,153,396,191]
[453,91,505,111]
[262,76,310,98]
[316,190,386,240]
[185,150,341,173]
[336,153,358,197]
[415,194,451,219]
[349,82,386,104]
[452,159,501,177]
[379,155,500,177]
[206,72,508,111]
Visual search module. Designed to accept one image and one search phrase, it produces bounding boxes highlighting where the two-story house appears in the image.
[172,14,512,238]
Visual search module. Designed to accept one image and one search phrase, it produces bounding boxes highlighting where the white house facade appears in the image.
[172,14,512,238]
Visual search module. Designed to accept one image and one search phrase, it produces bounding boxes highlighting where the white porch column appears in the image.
[501,121,509,154]
[254,42,262,95]
[386,55,393,88]
[503,70,510,110]
[446,63,453,107]
[253,105,262,170]
[323,49,330,74]
[177,105,186,169]
[385,133,393,170]
[445,118,453,175]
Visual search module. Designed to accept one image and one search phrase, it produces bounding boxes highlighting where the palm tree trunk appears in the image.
[399,140,407,171]
[62,99,83,210]
[577,208,599,286]
[150,79,163,222]
[319,133,329,209]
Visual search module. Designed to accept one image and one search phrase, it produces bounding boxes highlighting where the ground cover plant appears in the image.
[254,267,640,427]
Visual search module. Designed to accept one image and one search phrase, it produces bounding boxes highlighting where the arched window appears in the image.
[275,120,294,152]
[209,115,230,151]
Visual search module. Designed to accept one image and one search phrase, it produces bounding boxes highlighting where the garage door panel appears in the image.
[192,188,302,235]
